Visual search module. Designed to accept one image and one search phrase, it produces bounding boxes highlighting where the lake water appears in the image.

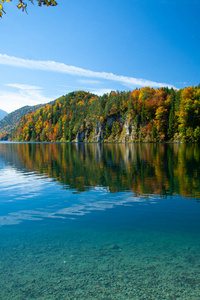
[0,142,200,299]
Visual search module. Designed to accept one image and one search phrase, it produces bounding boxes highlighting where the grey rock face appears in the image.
[93,122,104,143]
[75,131,85,143]
[107,116,116,129]
[124,119,131,135]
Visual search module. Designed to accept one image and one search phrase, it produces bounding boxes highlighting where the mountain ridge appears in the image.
[9,85,200,143]
[0,109,8,121]
[0,100,55,140]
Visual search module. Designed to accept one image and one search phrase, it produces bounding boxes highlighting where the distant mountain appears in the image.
[0,102,55,140]
[0,109,8,121]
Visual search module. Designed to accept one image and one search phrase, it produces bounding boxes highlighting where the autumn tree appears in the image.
[10,86,200,143]
[167,89,177,139]
[0,0,57,17]
[177,87,200,141]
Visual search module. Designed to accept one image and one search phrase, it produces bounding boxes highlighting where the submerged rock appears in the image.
[111,244,120,250]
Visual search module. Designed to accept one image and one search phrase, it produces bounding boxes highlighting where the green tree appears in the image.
[111,121,116,136]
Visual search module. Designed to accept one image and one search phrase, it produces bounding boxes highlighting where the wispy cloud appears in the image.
[0,54,176,89]
[6,83,42,90]
[0,83,52,113]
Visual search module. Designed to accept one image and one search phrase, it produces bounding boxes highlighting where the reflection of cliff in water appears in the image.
[0,142,200,199]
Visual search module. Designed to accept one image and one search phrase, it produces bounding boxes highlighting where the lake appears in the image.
[0,142,200,299]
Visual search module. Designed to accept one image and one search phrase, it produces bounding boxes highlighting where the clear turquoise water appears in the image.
[0,142,200,299]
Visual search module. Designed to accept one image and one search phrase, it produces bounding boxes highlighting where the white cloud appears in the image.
[0,84,52,113]
[0,54,176,89]
[6,83,42,90]
[92,88,114,96]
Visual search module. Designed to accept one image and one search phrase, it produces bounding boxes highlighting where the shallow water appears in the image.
[0,142,200,299]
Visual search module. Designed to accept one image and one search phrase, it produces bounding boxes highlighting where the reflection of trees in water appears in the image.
[0,142,200,199]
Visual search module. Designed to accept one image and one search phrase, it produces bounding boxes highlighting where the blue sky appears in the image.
[0,0,199,112]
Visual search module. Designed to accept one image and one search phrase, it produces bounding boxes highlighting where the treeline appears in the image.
[12,85,200,142]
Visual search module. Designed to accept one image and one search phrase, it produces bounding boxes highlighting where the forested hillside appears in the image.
[12,85,200,142]
[0,103,53,140]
